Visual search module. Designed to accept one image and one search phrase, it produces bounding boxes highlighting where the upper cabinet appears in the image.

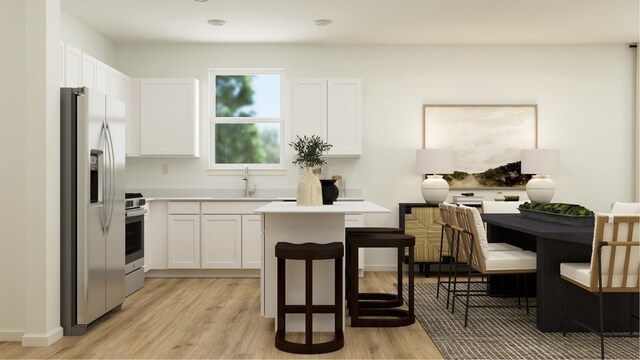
[63,43,82,88]
[129,78,200,157]
[291,78,362,156]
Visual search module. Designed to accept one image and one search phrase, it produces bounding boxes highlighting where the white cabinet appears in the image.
[167,202,200,269]
[291,78,362,156]
[81,52,97,90]
[108,68,129,102]
[242,214,263,269]
[201,215,242,269]
[95,60,109,95]
[167,214,200,269]
[138,78,199,157]
[64,43,82,87]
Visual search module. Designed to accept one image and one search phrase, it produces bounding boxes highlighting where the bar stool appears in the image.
[348,233,415,327]
[345,227,405,310]
[275,242,344,354]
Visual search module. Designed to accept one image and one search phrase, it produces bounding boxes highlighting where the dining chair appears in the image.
[560,213,639,359]
[451,205,537,327]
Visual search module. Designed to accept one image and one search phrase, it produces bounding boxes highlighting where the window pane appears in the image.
[215,74,281,118]
[215,123,281,164]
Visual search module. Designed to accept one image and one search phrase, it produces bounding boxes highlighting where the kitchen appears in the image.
[1,0,638,358]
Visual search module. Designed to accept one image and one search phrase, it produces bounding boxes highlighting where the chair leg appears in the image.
[562,280,568,337]
[463,249,473,327]
[450,235,461,313]
[516,275,521,309]
[598,291,605,360]
[436,228,445,299]
[524,274,529,315]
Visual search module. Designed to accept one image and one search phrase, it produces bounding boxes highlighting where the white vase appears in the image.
[296,167,322,206]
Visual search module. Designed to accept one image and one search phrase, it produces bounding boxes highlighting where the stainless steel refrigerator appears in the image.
[60,87,126,335]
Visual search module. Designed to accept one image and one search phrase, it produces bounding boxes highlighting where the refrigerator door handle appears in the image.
[105,121,116,233]
[101,123,108,233]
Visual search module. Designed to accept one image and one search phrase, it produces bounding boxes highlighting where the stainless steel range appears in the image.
[125,192,146,296]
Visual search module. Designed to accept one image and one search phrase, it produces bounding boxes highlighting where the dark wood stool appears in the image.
[345,227,405,310]
[348,233,415,327]
[275,242,344,354]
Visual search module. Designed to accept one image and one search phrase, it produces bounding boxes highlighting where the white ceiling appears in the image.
[61,0,640,45]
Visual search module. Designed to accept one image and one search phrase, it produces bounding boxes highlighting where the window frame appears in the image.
[208,68,285,171]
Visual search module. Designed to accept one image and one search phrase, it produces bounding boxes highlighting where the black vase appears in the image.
[320,179,340,205]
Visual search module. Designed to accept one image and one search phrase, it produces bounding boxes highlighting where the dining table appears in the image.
[482,213,639,333]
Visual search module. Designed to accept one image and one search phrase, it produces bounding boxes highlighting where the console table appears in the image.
[483,214,639,333]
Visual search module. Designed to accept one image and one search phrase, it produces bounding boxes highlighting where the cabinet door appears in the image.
[167,214,200,269]
[59,41,65,87]
[139,78,199,156]
[201,215,242,269]
[81,53,97,90]
[291,78,327,141]
[327,78,362,156]
[108,68,129,102]
[345,214,365,275]
[241,214,262,269]
[95,60,109,95]
[64,43,82,87]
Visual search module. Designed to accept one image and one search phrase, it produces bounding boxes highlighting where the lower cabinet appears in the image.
[167,214,200,269]
[201,215,242,268]
[241,214,262,269]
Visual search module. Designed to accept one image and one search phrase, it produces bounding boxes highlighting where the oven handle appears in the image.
[126,208,148,217]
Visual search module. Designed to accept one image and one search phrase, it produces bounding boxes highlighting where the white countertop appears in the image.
[147,197,365,202]
[254,201,389,214]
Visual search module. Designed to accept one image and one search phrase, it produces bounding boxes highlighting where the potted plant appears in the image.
[289,135,332,205]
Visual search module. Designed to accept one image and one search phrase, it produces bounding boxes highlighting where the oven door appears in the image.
[125,214,144,264]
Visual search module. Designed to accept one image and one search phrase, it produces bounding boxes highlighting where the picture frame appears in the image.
[423,104,538,189]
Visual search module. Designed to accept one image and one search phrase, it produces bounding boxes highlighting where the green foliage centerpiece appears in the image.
[289,135,333,206]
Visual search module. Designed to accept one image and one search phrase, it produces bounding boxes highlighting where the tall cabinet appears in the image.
[291,78,362,156]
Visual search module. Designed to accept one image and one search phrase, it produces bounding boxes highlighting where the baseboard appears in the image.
[0,330,24,342]
[21,326,63,347]
[146,268,260,278]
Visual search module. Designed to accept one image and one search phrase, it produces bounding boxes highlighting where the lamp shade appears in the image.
[416,149,453,174]
[521,149,560,175]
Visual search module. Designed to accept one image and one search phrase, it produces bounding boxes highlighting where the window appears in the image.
[210,69,284,169]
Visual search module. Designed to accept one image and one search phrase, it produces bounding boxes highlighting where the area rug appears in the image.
[405,283,639,359]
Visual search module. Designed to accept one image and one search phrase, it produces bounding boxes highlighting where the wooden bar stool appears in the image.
[345,227,405,310]
[275,242,344,354]
[348,233,415,327]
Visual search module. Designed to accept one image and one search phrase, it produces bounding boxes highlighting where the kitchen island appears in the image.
[254,201,390,332]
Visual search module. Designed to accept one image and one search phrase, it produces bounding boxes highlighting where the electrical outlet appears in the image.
[161,164,168,175]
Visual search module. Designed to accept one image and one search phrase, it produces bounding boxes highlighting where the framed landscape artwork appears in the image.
[423,104,538,189]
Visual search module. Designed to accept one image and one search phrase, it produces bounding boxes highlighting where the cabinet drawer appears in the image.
[201,201,269,214]
[168,201,200,214]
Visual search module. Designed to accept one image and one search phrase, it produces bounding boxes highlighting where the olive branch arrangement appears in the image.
[289,135,333,168]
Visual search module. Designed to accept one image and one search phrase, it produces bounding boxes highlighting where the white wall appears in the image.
[0,0,27,341]
[0,0,63,345]
[117,43,636,267]
[61,10,116,67]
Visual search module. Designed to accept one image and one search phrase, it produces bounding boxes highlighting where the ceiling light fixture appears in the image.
[207,19,226,26]
[314,19,332,26]
[194,0,208,2]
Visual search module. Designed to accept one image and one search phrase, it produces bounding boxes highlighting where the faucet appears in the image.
[243,165,256,197]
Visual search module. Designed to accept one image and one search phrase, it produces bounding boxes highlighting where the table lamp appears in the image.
[416,149,453,204]
[521,149,560,203]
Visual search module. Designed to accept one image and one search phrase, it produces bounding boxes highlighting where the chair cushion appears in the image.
[484,250,536,271]
[611,202,640,215]
[560,263,591,287]
[561,262,639,289]
[460,205,492,261]
[487,243,522,252]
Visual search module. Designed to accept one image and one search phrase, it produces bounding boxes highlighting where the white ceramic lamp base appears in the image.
[421,175,449,204]
[526,175,555,203]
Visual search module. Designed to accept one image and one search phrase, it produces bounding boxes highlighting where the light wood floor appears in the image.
[0,272,442,359]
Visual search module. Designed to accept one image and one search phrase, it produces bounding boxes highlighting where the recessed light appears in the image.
[314,19,332,26]
[207,19,226,26]
[194,0,208,2]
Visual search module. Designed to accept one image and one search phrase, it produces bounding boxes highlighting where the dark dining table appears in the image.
[482,213,638,333]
